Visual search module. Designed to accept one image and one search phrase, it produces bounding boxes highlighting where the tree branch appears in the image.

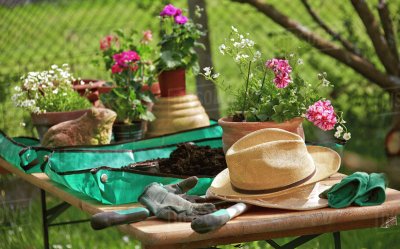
[300,0,361,56]
[377,0,399,64]
[231,0,399,90]
[351,0,399,76]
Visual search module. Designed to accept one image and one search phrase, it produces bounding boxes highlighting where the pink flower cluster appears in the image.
[306,100,337,131]
[160,4,188,25]
[100,35,119,51]
[111,51,140,74]
[265,59,292,88]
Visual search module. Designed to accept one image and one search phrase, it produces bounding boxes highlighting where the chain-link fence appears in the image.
[0,0,396,160]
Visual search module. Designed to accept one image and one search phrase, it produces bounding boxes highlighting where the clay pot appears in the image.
[142,82,161,98]
[218,117,305,153]
[31,109,90,141]
[146,94,210,137]
[158,68,186,97]
[112,122,143,142]
[72,79,113,107]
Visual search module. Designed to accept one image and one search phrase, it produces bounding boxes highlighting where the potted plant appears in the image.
[99,30,156,141]
[202,27,351,152]
[156,4,204,97]
[12,64,93,141]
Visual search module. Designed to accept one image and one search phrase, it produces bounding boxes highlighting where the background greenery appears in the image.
[0,0,398,248]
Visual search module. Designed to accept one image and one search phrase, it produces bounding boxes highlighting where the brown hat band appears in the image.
[231,167,316,195]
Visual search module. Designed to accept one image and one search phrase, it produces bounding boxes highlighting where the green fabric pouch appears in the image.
[0,122,223,205]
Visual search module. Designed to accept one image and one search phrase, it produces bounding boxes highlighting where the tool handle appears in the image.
[191,203,250,234]
[91,207,149,230]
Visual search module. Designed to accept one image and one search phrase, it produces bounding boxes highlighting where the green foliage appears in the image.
[156,5,205,74]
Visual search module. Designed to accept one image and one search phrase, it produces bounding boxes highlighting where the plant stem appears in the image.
[242,61,252,116]
[258,70,268,102]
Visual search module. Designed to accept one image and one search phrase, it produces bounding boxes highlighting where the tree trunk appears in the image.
[188,0,220,119]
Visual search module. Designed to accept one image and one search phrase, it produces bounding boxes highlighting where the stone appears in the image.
[41,108,117,147]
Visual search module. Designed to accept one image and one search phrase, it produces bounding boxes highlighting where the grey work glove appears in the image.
[138,177,217,222]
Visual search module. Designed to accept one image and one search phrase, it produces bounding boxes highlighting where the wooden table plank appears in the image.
[1,156,400,249]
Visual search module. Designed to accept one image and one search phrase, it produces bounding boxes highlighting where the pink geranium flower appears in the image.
[113,51,140,67]
[141,30,153,43]
[174,15,188,25]
[265,58,292,88]
[160,4,181,17]
[100,35,118,51]
[306,100,337,131]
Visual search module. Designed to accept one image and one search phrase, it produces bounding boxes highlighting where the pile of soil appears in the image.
[158,143,227,176]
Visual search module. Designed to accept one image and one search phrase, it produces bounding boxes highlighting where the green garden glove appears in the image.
[354,173,387,206]
[138,177,217,222]
[321,172,369,208]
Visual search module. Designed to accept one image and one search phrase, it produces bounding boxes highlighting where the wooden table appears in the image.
[1,156,399,249]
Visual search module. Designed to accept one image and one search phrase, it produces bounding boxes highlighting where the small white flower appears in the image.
[14,86,21,92]
[241,54,249,59]
[336,126,343,132]
[212,73,220,79]
[203,67,211,76]
[289,53,294,57]
[219,44,226,55]
[297,58,304,65]
[51,65,58,69]
[20,122,26,127]
[334,131,342,138]
[52,89,58,94]
[122,235,130,243]
[235,54,241,62]
[322,78,331,87]
[343,132,351,140]
[231,26,238,32]
[230,38,234,42]
[253,51,261,62]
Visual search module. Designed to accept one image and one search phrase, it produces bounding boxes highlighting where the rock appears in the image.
[41,108,117,147]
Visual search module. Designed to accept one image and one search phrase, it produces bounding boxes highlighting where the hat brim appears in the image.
[207,145,341,210]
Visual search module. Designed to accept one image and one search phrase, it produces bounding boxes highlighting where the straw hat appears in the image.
[207,128,341,210]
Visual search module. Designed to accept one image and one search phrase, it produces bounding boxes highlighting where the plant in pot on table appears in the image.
[99,29,156,141]
[202,26,351,152]
[12,64,92,141]
[146,4,210,137]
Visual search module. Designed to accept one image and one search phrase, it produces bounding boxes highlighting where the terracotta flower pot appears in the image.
[112,122,143,142]
[72,79,112,107]
[31,109,90,141]
[141,82,161,98]
[158,68,186,97]
[218,117,305,153]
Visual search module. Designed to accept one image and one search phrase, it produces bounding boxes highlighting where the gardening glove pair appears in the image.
[138,176,217,222]
[320,172,387,208]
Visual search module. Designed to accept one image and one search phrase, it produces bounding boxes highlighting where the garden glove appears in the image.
[138,177,217,222]
[320,172,369,208]
[354,173,387,206]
